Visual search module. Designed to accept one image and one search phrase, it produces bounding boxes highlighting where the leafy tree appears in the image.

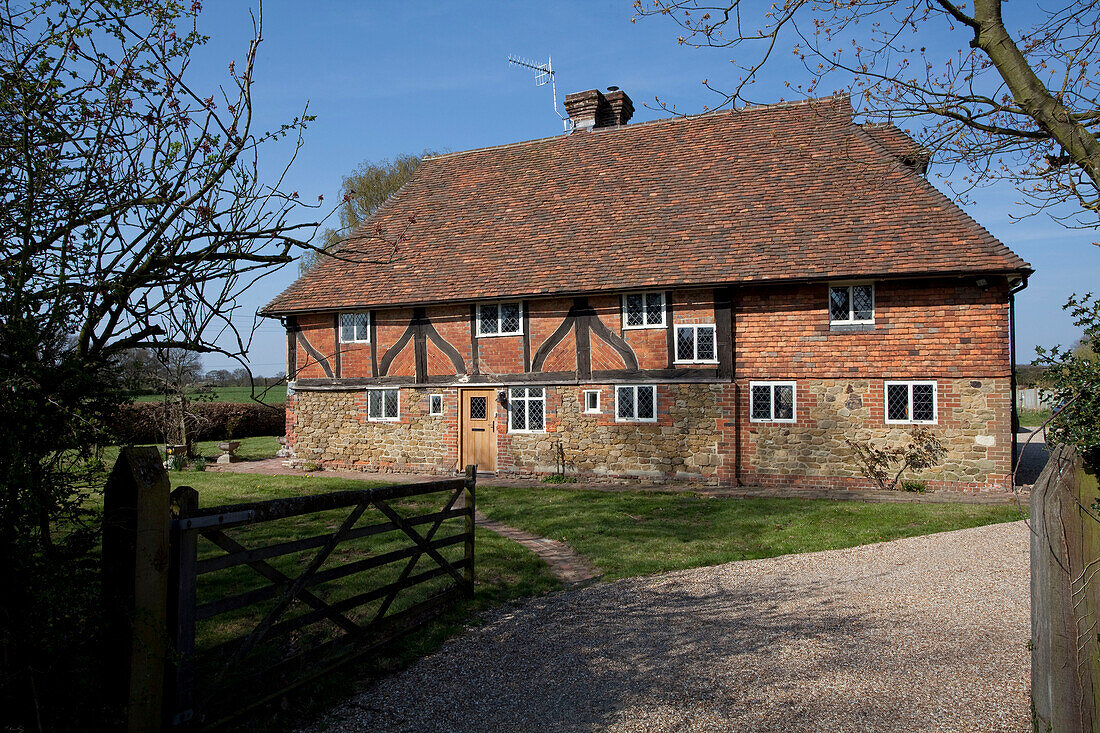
[634,0,1100,225]
[0,1,322,725]
[1036,294,1100,472]
[299,152,433,272]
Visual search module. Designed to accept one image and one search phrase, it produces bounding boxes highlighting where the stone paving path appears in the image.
[473,510,600,585]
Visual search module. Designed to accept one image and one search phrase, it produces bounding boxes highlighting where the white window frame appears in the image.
[828,282,875,324]
[749,381,797,423]
[615,384,657,423]
[583,389,601,414]
[338,311,371,343]
[884,381,938,425]
[428,394,444,416]
[367,388,400,422]
[476,301,523,337]
[673,324,718,364]
[508,387,545,434]
[622,291,666,329]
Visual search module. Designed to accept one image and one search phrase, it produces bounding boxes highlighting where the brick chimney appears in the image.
[564,87,634,131]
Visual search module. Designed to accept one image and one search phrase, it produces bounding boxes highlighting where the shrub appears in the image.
[113,401,284,445]
[901,480,928,493]
[845,427,947,491]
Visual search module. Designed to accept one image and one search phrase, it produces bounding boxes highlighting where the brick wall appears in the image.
[284,275,1014,491]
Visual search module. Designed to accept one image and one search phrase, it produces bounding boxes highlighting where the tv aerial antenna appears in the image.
[508,54,573,132]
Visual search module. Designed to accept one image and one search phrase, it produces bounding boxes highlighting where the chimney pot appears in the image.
[564,88,634,131]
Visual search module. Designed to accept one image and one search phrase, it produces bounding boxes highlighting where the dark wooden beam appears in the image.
[413,307,428,384]
[369,310,378,378]
[522,300,531,373]
[286,316,298,380]
[574,297,591,381]
[665,291,675,368]
[715,287,734,381]
[469,304,479,376]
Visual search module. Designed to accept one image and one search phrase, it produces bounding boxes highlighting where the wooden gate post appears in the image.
[102,446,172,733]
[463,465,476,597]
[167,486,199,729]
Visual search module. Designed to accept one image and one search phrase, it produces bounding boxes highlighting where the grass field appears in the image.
[132,385,286,404]
[477,485,1026,579]
[1018,407,1053,426]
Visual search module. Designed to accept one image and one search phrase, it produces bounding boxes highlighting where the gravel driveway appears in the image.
[308,521,1030,732]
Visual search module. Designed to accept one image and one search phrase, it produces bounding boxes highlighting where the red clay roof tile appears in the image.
[264,95,1030,315]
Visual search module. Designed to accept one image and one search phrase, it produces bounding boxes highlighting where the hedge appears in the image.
[113,401,285,445]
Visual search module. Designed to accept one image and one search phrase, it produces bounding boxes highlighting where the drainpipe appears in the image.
[1009,275,1030,475]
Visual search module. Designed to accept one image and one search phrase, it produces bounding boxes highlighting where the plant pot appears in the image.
[218,440,241,454]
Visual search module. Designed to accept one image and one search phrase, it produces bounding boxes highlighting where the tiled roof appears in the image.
[264,95,1030,315]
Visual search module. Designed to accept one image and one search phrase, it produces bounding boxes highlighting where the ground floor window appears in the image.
[750,381,796,422]
[616,385,656,422]
[509,387,545,432]
[368,388,399,421]
[885,381,937,424]
[429,394,444,415]
[583,389,601,414]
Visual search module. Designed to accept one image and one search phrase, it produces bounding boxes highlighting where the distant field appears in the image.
[133,385,286,404]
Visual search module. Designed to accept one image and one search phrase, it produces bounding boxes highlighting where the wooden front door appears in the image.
[460,389,496,473]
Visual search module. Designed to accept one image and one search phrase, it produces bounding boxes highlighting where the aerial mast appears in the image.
[508,54,572,133]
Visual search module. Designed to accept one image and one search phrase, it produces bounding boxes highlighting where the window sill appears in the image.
[476,332,523,338]
[885,420,937,426]
[829,323,876,333]
[339,339,371,345]
[673,360,719,365]
[367,417,400,423]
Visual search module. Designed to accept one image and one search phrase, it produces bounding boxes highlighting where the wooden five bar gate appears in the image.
[103,447,476,731]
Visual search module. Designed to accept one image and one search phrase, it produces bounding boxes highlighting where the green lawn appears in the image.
[132,384,286,404]
[99,435,282,469]
[1019,407,1053,426]
[478,485,1026,579]
[153,471,560,727]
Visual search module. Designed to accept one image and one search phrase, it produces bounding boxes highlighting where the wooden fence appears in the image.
[1017,386,1055,412]
[1031,444,1100,731]
[103,447,476,731]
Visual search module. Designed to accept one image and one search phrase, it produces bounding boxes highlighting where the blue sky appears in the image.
[190,2,1100,373]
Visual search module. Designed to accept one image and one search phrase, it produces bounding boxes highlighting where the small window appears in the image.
[509,387,545,433]
[583,389,601,414]
[339,312,370,343]
[477,302,522,336]
[885,381,937,424]
[622,292,665,329]
[615,385,656,422]
[674,324,717,363]
[829,283,875,324]
[750,382,796,423]
[368,388,399,421]
[429,394,444,416]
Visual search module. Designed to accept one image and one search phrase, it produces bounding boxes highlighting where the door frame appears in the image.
[459,388,497,473]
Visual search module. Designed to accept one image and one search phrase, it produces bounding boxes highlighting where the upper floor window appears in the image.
[339,312,370,343]
[623,292,665,329]
[429,394,444,416]
[509,387,545,433]
[829,283,874,324]
[750,381,796,423]
[885,381,937,424]
[368,388,399,422]
[478,302,522,336]
[616,385,656,422]
[674,324,717,363]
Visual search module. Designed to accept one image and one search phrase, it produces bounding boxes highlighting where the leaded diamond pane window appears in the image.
[508,388,545,433]
[625,294,645,327]
[676,327,694,361]
[774,385,794,420]
[429,394,443,415]
[616,386,633,419]
[885,381,936,424]
[368,389,399,421]
[500,303,521,334]
[637,386,655,420]
[623,292,664,328]
[852,285,874,321]
[674,324,717,363]
[645,293,664,324]
[751,385,772,420]
[912,384,935,422]
[829,284,874,323]
[339,312,369,342]
[470,396,487,420]
[829,287,850,322]
[750,382,797,422]
[479,304,498,335]
[887,384,910,421]
[478,302,522,336]
[616,385,657,422]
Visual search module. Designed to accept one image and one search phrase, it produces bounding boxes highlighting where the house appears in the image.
[262,89,1031,491]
